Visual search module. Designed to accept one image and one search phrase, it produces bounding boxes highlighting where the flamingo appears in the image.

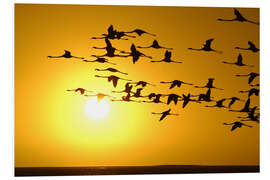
[192,88,214,102]
[130,81,155,87]
[151,50,183,63]
[217,9,259,25]
[160,80,193,89]
[179,93,201,108]
[132,88,144,98]
[152,109,179,122]
[111,92,143,103]
[239,88,259,97]
[124,29,156,36]
[205,98,227,108]
[235,41,259,52]
[137,40,173,50]
[238,106,260,123]
[95,67,128,75]
[91,25,134,40]
[194,78,224,90]
[83,57,116,65]
[112,83,133,94]
[142,94,166,104]
[228,97,242,109]
[188,38,222,53]
[236,72,259,84]
[120,44,152,64]
[230,98,251,113]
[84,93,111,102]
[223,121,252,131]
[48,50,84,59]
[95,75,131,88]
[66,88,93,95]
[164,94,182,105]
[222,53,254,67]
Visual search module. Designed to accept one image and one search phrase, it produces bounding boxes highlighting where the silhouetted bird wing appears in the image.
[165,50,171,59]
[234,9,245,19]
[205,39,214,48]
[231,124,238,131]
[237,54,243,64]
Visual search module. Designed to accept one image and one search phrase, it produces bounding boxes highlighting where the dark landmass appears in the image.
[15,165,259,176]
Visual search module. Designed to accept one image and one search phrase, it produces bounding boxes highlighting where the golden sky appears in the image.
[15,4,259,167]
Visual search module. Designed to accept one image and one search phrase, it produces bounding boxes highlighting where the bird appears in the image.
[230,98,251,113]
[48,50,84,59]
[142,93,159,100]
[151,50,183,63]
[223,121,252,131]
[193,88,214,102]
[124,29,156,36]
[91,25,134,40]
[137,40,173,50]
[92,38,124,52]
[95,67,128,75]
[160,80,193,89]
[95,75,131,88]
[194,78,224,90]
[152,109,179,122]
[142,94,166,104]
[130,81,155,87]
[66,88,93,95]
[131,88,144,98]
[217,9,259,25]
[121,44,152,64]
[235,41,259,52]
[228,97,242,109]
[112,83,133,94]
[205,98,227,108]
[111,92,143,103]
[239,88,259,97]
[83,57,116,65]
[188,38,222,53]
[222,53,254,67]
[236,72,259,84]
[179,93,200,108]
[238,106,260,123]
[84,93,111,102]
[164,94,182,105]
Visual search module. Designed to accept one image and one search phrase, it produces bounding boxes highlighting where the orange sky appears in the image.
[15,4,259,167]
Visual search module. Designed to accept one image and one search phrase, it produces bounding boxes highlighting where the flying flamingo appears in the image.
[83,57,116,65]
[66,88,93,95]
[235,41,259,52]
[222,53,254,67]
[95,67,128,75]
[160,80,193,89]
[152,109,179,122]
[163,94,182,105]
[151,50,183,63]
[228,97,243,109]
[48,50,84,59]
[120,44,152,64]
[137,40,173,50]
[236,72,259,84]
[112,83,133,94]
[194,78,224,90]
[217,9,259,25]
[205,98,227,108]
[131,88,144,98]
[223,121,252,131]
[142,94,166,104]
[124,29,156,36]
[229,98,251,113]
[192,88,214,102]
[239,88,259,97]
[188,38,222,53]
[179,93,201,108]
[130,81,155,87]
[111,92,143,103]
[95,75,131,88]
[238,106,260,123]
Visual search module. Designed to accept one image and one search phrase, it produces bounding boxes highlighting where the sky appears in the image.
[15,4,259,167]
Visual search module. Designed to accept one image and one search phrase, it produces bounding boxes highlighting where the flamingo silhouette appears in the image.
[137,40,173,50]
[160,80,193,89]
[152,109,179,122]
[228,97,242,109]
[91,25,134,40]
[205,98,227,108]
[83,57,116,65]
[222,53,254,67]
[131,88,144,98]
[163,94,182,105]
[230,98,251,113]
[179,93,201,108]
[236,72,259,84]
[124,29,156,36]
[151,50,182,63]
[223,121,252,131]
[84,93,111,102]
[142,93,160,100]
[194,88,214,102]
[238,106,260,123]
[188,38,222,53]
[217,9,259,25]
[95,67,128,75]
[239,88,259,97]
[95,75,131,88]
[112,83,133,94]
[194,78,224,90]
[130,81,155,87]
[235,41,259,52]
[120,44,152,64]
[93,38,124,52]
[142,94,166,104]
[66,88,93,95]
[48,50,84,59]
[111,92,143,103]
[92,40,129,58]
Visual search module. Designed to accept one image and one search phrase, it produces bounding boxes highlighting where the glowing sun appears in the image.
[85,97,110,120]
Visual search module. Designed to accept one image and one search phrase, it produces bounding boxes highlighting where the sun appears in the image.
[85,97,110,120]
